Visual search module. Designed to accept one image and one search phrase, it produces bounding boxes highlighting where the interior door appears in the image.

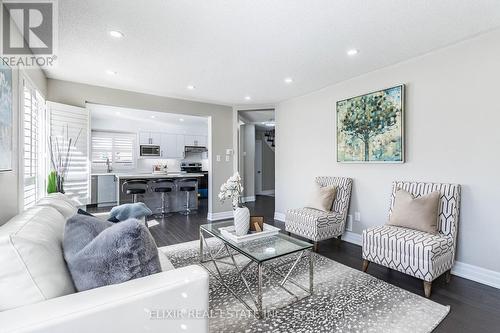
[255,139,262,195]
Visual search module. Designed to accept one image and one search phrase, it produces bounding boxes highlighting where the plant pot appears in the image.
[233,206,250,236]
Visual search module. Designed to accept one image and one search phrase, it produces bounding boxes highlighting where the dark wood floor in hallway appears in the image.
[148,195,500,333]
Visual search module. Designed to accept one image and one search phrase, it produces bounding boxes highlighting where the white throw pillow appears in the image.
[0,206,76,311]
[387,189,440,234]
[307,183,337,212]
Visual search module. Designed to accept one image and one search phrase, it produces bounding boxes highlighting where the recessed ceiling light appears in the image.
[244,96,251,101]
[284,77,293,84]
[347,49,359,56]
[186,85,195,90]
[106,70,117,75]
[115,111,121,115]
[109,30,124,39]
[179,118,185,122]
[151,115,155,119]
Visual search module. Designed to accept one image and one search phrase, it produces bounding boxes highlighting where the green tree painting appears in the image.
[337,85,404,162]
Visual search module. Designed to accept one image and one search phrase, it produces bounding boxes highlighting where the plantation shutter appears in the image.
[47,102,90,205]
[22,79,45,210]
[91,131,135,171]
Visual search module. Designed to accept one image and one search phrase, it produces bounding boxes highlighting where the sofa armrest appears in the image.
[0,265,209,333]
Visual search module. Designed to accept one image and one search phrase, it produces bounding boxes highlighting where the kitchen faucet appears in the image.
[106,157,113,173]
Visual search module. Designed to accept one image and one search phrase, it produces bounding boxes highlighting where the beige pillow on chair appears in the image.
[387,189,440,234]
[307,184,337,212]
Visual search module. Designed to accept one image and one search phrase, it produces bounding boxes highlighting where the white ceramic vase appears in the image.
[233,206,250,236]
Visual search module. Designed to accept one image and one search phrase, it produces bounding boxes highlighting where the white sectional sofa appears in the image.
[0,194,209,333]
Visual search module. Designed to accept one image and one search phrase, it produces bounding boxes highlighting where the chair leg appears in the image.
[445,270,451,283]
[313,242,319,252]
[362,259,370,272]
[423,281,432,298]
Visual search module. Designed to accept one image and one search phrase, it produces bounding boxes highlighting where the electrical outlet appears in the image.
[216,155,221,162]
[354,212,361,222]
[225,155,230,162]
[346,215,353,231]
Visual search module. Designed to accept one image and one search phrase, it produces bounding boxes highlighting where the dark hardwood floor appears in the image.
[100,195,500,332]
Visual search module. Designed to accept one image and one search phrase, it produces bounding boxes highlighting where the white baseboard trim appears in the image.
[207,211,233,221]
[451,261,500,289]
[257,190,275,196]
[342,231,362,246]
[275,210,500,290]
[242,196,256,203]
[274,212,286,222]
[340,231,500,290]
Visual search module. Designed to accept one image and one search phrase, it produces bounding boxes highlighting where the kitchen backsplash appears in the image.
[137,159,181,172]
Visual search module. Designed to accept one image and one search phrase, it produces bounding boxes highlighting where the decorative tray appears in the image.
[220,223,280,243]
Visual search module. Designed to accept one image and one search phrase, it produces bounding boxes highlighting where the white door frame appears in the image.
[255,139,262,195]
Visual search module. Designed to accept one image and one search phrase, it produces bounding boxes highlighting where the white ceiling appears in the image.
[46,0,500,105]
[89,104,208,135]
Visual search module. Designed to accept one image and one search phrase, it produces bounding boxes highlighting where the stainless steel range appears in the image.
[181,162,202,173]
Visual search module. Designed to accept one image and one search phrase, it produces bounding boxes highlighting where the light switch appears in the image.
[354,212,361,222]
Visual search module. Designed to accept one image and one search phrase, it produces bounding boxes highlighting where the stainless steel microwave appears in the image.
[140,145,161,157]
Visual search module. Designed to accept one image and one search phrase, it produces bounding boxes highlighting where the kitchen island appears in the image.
[115,173,205,213]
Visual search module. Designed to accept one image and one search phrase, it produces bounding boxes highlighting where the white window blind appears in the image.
[91,131,135,171]
[22,80,45,210]
[47,103,90,204]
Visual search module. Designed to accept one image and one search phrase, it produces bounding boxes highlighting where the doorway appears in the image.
[237,109,275,203]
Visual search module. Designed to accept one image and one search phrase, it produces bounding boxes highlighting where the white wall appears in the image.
[47,79,234,214]
[276,29,500,274]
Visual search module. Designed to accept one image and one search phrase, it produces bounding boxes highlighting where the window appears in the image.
[91,131,135,171]
[22,79,45,210]
[47,102,90,204]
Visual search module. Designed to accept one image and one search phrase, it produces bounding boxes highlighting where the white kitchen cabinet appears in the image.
[176,134,186,158]
[97,175,117,206]
[139,131,161,145]
[195,135,207,146]
[161,133,180,158]
[184,135,207,147]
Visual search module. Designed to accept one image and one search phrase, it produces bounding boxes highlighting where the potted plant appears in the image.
[47,125,83,194]
[218,172,250,236]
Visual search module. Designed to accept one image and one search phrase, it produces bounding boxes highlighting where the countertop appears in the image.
[115,173,205,180]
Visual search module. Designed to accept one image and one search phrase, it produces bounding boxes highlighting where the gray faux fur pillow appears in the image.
[63,214,161,291]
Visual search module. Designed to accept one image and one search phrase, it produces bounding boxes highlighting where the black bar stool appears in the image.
[121,179,149,226]
[178,178,198,215]
[122,179,148,203]
[151,179,174,219]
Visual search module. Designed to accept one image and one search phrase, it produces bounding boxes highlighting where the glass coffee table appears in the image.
[199,220,314,318]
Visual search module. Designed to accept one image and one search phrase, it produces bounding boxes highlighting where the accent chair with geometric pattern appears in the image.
[362,181,461,298]
[285,176,353,252]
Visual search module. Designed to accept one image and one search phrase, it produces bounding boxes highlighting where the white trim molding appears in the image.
[257,190,275,196]
[341,231,500,290]
[274,211,286,222]
[274,210,500,290]
[242,196,256,203]
[207,211,233,221]
[451,261,500,290]
[342,231,362,246]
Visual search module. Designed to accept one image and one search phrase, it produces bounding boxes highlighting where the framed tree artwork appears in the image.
[336,84,405,163]
[0,61,13,171]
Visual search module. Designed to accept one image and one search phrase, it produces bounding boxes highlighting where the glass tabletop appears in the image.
[200,221,313,263]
